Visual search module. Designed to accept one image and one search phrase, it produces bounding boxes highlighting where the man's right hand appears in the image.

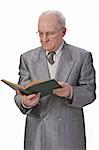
[17,90,41,108]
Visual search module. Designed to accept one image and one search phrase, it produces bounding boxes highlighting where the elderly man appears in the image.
[14,10,96,150]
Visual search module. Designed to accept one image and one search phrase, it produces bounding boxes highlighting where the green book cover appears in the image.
[1,79,61,97]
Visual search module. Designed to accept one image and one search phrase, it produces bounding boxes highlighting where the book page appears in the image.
[1,79,25,90]
[24,80,46,89]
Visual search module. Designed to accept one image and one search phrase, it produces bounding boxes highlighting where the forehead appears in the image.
[38,15,59,31]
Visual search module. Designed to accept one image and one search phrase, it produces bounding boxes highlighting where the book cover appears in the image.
[1,79,61,97]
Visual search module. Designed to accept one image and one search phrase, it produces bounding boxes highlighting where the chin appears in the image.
[42,46,53,51]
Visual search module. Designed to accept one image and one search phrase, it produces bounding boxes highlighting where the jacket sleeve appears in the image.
[67,52,96,108]
[14,54,32,114]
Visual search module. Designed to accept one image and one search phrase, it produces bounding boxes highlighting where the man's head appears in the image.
[38,10,66,51]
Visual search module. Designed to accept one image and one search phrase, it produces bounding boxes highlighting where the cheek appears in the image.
[49,39,58,45]
[52,38,61,46]
[48,41,57,49]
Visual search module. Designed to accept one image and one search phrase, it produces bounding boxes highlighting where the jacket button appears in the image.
[58,118,62,121]
[44,118,47,121]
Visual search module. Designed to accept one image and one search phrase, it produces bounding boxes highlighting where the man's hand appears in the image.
[17,90,41,108]
[53,82,72,98]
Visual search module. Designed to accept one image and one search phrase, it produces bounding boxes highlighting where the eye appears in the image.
[38,32,43,36]
[38,32,55,36]
[46,32,55,36]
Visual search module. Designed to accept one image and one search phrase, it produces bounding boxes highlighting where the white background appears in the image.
[0,0,99,149]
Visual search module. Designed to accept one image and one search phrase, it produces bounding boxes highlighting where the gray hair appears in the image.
[39,10,66,28]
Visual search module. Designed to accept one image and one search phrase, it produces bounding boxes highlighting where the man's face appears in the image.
[38,15,66,51]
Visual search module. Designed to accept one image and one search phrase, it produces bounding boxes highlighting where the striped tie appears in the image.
[47,51,56,65]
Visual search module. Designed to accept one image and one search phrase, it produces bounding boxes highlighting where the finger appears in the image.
[27,94,37,100]
[28,92,41,102]
[16,90,21,94]
[58,82,64,85]
[23,96,39,105]
[58,82,68,87]
[30,96,40,106]
[53,88,64,92]
[31,92,41,100]
[53,90,64,95]
[36,92,41,97]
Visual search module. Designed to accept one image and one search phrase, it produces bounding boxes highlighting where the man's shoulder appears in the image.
[64,42,91,61]
[22,46,42,57]
[19,46,43,63]
[67,43,89,54]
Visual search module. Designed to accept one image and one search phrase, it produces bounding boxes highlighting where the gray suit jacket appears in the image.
[14,42,96,150]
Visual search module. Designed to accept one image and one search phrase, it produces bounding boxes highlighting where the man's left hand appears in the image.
[53,82,72,98]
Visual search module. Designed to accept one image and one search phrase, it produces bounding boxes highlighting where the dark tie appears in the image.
[47,51,56,65]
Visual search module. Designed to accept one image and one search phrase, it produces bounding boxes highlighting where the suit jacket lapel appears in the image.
[32,48,50,80]
[55,43,75,82]
[32,43,75,82]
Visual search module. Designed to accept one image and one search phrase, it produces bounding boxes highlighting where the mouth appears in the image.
[42,42,50,46]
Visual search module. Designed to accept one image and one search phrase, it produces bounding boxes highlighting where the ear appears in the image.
[62,27,66,36]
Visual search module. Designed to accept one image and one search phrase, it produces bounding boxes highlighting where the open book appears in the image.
[1,79,61,97]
